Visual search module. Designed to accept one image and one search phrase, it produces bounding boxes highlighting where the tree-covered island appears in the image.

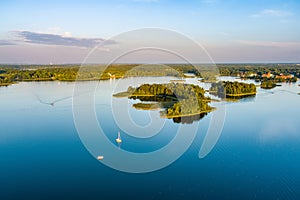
[210,81,257,98]
[260,80,277,89]
[113,83,215,119]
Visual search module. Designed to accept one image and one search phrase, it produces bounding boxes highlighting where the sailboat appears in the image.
[116,131,122,143]
[97,155,104,160]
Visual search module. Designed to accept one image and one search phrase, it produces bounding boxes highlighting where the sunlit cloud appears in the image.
[63,32,72,37]
[250,9,293,18]
[12,31,117,48]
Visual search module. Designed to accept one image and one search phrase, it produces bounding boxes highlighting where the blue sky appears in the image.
[0,0,300,63]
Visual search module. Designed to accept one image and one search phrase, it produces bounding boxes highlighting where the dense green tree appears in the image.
[261,81,276,89]
[210,81,256,98]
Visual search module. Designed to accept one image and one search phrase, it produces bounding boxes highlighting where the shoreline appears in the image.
[132,103,162,110]
[113,93,180,101]
[161,108,216,118]
[225,92,257,97]
[0,82,14,87]
[113,92,156,98]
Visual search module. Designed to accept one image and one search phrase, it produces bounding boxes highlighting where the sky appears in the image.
[0,0,300,64]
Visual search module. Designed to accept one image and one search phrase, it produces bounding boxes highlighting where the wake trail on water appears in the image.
[34,90,96,107]
[34,91,112,110]
[35,94,72,106]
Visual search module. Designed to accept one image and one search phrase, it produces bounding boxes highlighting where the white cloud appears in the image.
[250,9,292,18]
[63,32,72,37]
[8,31,117,48]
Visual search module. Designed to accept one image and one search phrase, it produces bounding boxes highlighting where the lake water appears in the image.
[1,77,300,199]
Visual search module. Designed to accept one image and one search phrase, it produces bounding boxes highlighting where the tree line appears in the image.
[0,64,204,85]
[217,63,300,78]
[210,81,256,98]
[1,63,299,86]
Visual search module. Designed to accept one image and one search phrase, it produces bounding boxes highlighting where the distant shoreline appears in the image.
[1,63,299,87]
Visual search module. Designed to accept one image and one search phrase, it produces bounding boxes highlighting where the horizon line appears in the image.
[1,62,300,66]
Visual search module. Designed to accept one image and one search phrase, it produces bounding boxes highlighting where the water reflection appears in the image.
[238,95,256,103]
[172,112,207,124]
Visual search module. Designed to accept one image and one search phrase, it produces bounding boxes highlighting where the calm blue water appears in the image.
[1,78,300,199]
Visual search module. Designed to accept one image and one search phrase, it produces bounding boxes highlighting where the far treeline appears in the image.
[218,63,300,77]
[1,63,299,86]
[218,63,299,82]
[0,64,199,85]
